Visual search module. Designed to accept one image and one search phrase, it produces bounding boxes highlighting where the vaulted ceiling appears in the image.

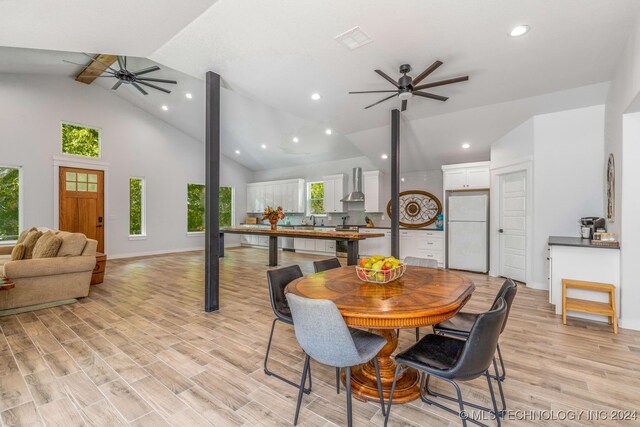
[1,0,639,172]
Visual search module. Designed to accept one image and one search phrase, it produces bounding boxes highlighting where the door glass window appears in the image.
[65,172,98,192]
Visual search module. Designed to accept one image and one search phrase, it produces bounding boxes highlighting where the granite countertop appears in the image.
[239,223,442,231]
[548,236,619,250]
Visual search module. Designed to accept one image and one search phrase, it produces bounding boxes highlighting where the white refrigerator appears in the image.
[447,194,488,272]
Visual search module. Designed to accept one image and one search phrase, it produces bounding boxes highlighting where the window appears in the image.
[187,184,206,232]
[308,181,324,215]
[0,166,20,242]
[187,184,234,232]
[61,123,100,158]
[219,186,233,227]
[129,178,145,237]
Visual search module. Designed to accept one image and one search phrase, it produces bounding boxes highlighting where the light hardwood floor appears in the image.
[1,248,639,426]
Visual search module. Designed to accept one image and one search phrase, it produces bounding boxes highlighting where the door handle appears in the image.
[96,225,103,228]
[498,229,504,233]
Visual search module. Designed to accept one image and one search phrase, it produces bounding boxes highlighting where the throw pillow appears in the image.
[22,230,43,259]
[56,232,87,257]
[10,243,25,261]
[32,232,62,259]
[16,227,37,244]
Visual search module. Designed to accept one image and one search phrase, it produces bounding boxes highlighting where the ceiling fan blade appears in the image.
[414,76,469,91]
[132,65,161,76]
[412,60,443,85]
[117,56,125,70]
[131,82,148,95]
[136,80,172,94]
[137,77,178,84]
[62,60,116,74]
[349,90,399,94]
[111,80,123,90]
[80,52,119,73]
[364,93,397,109]
[413,91,448,102]
[374,70,399,88]
[401,99,407,112]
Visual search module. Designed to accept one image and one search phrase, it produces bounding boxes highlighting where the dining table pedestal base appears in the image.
[343,329,421,404]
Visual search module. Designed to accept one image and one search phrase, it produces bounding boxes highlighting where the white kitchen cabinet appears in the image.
[360,228,391,257]
[399,229,444,267]
[442,162,490,190]
[322,174,347,213]
[246,179,305,213]
[363,171,384,213]
[548,241,620,321]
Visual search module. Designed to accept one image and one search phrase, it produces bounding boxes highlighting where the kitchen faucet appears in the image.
[309,215,316,226]
[341,215,350,226]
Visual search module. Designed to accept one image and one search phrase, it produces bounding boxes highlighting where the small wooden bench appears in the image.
[562,279,618,334]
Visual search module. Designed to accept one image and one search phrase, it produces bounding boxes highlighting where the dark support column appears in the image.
[205,71,221,312]
[390,109,400,258]
[268,236,278,267]
[347,240,359,266]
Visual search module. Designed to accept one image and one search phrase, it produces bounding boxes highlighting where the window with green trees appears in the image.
[0,167,20,242]
[129,178,144,236]
[61,123,100,158]
[187,184,233,232]
[309,182,324,215]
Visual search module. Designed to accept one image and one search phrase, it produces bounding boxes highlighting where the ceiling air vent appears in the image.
[334,26,373,50]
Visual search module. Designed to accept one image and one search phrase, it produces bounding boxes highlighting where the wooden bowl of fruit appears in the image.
[355,255,406,284]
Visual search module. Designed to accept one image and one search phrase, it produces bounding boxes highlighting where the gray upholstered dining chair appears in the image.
[313,257,342,273]
[403,256,439,341]
[286,293,387,427]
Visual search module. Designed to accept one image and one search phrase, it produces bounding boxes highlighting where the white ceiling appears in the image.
[0,0,218,57]
[1,0,639,172]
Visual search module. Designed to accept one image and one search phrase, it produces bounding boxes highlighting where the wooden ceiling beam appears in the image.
[75,54,118,85]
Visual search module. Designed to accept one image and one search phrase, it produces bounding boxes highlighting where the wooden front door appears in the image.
[59,167,104,253]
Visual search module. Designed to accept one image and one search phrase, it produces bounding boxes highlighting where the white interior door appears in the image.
[499,171,527,282]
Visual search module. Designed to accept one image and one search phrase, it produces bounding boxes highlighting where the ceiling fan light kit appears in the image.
[349,60,468,111]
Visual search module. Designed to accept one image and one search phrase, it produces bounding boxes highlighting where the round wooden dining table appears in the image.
[286,265,475,403]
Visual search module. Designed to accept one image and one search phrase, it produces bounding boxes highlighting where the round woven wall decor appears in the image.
[386,190,442,228]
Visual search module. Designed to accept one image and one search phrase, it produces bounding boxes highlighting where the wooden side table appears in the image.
[91,253,107,285]
[562,279,618,334]
[0,276,15,291]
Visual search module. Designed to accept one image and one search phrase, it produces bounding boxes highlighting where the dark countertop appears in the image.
[548,236,619,250]
[239,223,442,231]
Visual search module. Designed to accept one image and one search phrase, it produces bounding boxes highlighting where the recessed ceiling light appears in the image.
[325,128,332,135]
[235,150,240,154]
[509,25,530,37]
[292,137,299,143]
[311,93,321,101]
[185,93,193,99]
[401,177,405,182]
[462,143,470,149]
[261,144,267,149]
[381,154,388,160]
[161,105,168,111]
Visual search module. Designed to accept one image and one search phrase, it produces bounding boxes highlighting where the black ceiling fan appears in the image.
[349,61,468,111]
[63,53,177,95]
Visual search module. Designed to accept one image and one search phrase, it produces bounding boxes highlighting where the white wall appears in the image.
[490,118,534,167]
[490,105,606,290]
[606,12,640,330]
[531,105,605,288]
[0,72,251,257]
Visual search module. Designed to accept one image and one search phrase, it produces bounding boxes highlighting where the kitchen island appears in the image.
[221,227,385,266]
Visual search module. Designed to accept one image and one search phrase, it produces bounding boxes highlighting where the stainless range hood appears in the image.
[341,167,365,202]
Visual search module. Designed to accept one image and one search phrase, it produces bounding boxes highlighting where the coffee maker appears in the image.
[579,217,605,239]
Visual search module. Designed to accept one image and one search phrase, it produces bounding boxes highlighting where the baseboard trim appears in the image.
[619,318,640,331]
[109,247,204,259]
[525,281,548,290]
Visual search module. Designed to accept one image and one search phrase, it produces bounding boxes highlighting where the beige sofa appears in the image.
[0,231,98,311]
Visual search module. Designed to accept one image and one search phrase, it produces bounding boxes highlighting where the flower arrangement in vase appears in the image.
[263,206,285,230]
